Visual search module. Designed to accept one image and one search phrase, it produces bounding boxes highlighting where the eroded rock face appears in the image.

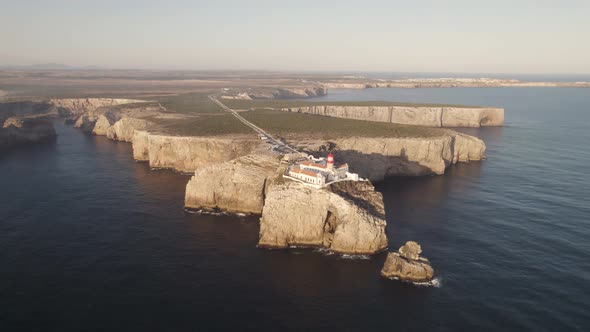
[136,134,260,173]
[280,105,503,127]
[185,153,281,214]
[106,117,149,142]
[296,133,485,181]
[273,87,328,99]
[247,87,328,99]
[50,98,145,118]
[451,132,486,163]
[0,101,55,123]
[74,111,102,132]
[381,241,434,283]
[398,241,422,260]
[92,114,119,136]
[0,117,57,149]
[258,180,388,255]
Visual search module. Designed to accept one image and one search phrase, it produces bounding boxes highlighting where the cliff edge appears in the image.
[258,180,388,255]
[280,105,504,128]
[185,153,281,214]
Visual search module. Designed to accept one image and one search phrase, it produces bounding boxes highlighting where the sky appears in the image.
[1,0,589,74]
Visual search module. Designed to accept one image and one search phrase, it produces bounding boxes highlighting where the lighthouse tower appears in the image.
[327,152,334,171]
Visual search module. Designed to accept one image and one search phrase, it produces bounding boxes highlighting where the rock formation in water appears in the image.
[380,241,434,283]
[258,180,388,255]
[0,116,57,149]
[279,105,504,127]
[185,153,281,213]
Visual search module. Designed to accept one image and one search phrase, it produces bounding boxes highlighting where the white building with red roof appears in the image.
[284,152,360,188]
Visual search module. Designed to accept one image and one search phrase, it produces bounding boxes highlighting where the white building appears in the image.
[284,152,360,188]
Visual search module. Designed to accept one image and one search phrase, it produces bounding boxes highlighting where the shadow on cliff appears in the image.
[328,181,386,220]
[326,148,436,181]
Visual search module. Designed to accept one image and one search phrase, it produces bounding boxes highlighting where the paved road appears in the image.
[209,95,299,154]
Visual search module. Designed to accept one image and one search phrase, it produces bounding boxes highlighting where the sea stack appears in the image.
[380,241,434,283]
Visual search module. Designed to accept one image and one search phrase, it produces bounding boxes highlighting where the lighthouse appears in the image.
[327,152,334,170]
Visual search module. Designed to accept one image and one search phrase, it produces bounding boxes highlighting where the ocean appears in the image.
[1,87,589,331]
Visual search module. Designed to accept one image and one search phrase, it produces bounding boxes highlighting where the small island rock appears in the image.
[381,241,434,283]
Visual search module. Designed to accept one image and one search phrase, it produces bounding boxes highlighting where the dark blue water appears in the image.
[2,88,590,331]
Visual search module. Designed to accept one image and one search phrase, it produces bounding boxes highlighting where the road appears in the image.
[209,95,299,154]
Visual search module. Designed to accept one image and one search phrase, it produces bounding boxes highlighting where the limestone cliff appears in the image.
[246,87,328,99]
[294,132,485,181]
[50,98,145,118]
[185,153,281,214]
[321,78,590,89]
[272,87,328,99]
[0,116,57,149]
[106,117,149,142]
[258,180,388,255]
[130,133,260,173]
[381,241,434,283]
[279,105,504,127]
[0,101,55,123]
[92,113,120,136]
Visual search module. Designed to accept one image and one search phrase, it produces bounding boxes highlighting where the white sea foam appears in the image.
[185,208,250,217]
[413,277,442,288]
[314,248,335,256]
[339,254,370,260]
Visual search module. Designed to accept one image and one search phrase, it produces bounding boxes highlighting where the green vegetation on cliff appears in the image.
[150,114,253,136]
[241,110,444,139]
[222,99,480,110]
[157,93,222,114]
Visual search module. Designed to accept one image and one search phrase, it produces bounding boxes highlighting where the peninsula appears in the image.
[0,70,502,277]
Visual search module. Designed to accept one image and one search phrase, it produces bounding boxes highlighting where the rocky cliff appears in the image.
[185,153,281,214]
[245,87,328,99]
[280,105,504,127]
[258,180,388,255]
[321,78,590,89]
[106,117,150,142]
[0,101,55,123]
[294,132,485,181]
[50,98,145,118]
[381,241,434,283]
[130,133,260,173]
[0,116,57,149]
[56,98,262,174]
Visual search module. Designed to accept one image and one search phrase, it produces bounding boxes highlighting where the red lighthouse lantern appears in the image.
[327,152,334,170]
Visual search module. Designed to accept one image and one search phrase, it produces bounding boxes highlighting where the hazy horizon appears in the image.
[2,0,589,75]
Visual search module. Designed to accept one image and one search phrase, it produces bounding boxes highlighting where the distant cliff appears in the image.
[321,78,590,89]
[279,105,504,128]
[231,87,328,99]
[0,116,56,149]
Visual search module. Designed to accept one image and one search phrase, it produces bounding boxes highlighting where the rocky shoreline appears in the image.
[1,96,495,281]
